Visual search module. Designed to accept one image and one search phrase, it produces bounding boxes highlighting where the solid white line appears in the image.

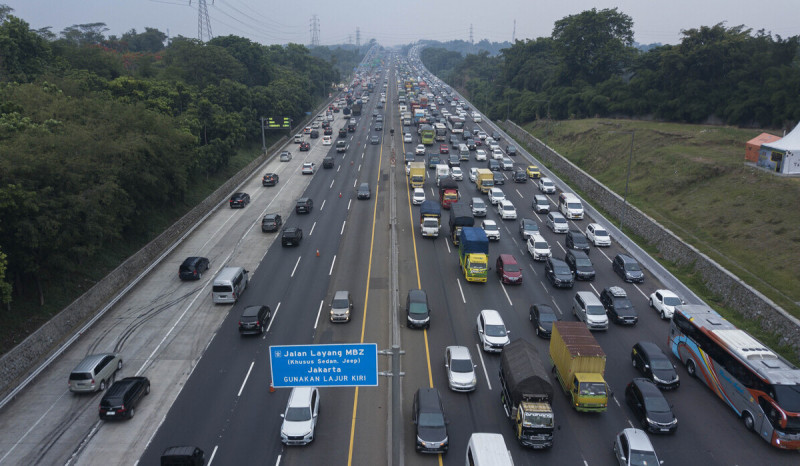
[238,361,255,397]
[516,189,524,198]
[456,278,466,303]
[634,284,648,299]
[589,283,600,296]
[353,179,358,188]
[475,343,492,390]
[310,221,317,236]
[313,300,324,329]
[551,301,563,317]
[329,255,337,275]
[320,199,326,211]
[291,257,301,277]
[501,283,513,306]
[330,179,335,189]
[208,445,218,465]
[340,221,346,235]
[266,302,280,333]
[275,455,282,466]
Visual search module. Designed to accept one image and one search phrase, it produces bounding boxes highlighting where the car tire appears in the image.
[649,298,655,308]
[535,326,540,336]
[632,357,638,369]
[145,384,151,395]
[118,360,123,371]
[661,310,666,319]
[260,323,265,334]
[99,379,107,391]
[129,408,135,419]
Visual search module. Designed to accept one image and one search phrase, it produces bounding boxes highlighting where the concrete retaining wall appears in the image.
[503,120,800,357]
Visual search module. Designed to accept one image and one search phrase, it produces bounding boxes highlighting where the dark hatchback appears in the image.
[492,171,504,185]
[600,286,638,325]
[413,388,449,454]
[295,197,313,214]
[565,230,591,254]
[631,341,680,390]
[613,254,645,283]
[262,173,279,186]
[229,192,250,208]
[238,305,271,335]
[99,376,150,420]
[179,256,209,281]
[406,289,431,329]
[564,250,595,281]
[625,378,678,434]
[544,257,574,288]
[513,169,527,183]
[529,304,558,338]
[261,213,282,232]
[281,227,303,246]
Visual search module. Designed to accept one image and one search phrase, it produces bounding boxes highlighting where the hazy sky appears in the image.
[5,0,800,47]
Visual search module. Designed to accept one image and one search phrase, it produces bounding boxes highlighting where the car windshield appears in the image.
[503,263,520,272]
[626,262,641,271]
[568,202,582,209]
[644,394,671,412]
[554,264,571,274]
[285,407,311,422]
[629,449,659,466]
[587,305,605,316]
[418,412,445,428]
[774,384,800,412]
[539,312,557,323]
[554,217,566,224]
[595,228,608,237]
[484,324,507,337]
[503,205,514,211]
[576,258,592,267]
[450,358,474,373]
[651,358,673,370]
[615,299,633,310]
[663,296,681,306]
[332,299,349,308]
[409,303,428,316]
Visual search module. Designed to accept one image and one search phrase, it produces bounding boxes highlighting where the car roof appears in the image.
[534,304,556,315]
[657,289,679,297]
[530,233,547,242]
[620,428,655,451]
[447,345,471,360]
[606,286,627,297]
[550,212,565,219]
[617,253,636,263]
[241,305,263,317]
[416,387,443,412]
[636,341,667,357]
[632,377,661,394]
[498,253,517,263]
[288,386,315,407]
[568,249,589,259]
[480,309,504,324]
[409,289,426,302]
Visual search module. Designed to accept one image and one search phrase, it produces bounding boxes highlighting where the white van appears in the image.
[558,192,584,220]
[436,164,450,186]
[212,267,249,304]
[458,144,470,161]
[465,433,513,466]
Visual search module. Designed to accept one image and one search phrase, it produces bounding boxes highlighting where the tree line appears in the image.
[0,5,359,307]
[421,8,800,129]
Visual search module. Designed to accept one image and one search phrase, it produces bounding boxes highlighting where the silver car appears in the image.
[445,346,477,392]
[68,353,123,393]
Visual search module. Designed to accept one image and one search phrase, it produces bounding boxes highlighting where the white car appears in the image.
[485,137,495,146]
[415,144,426,156]
[501,157,514,171]
[488,188,506,205]
[469,167,479,182]
[404,133,413,143]
[280,387,319,445]
[322,135,332,145]
[489,143,501,153]
[475,149,488,161]
[301,162,315,175]
[491,149,504,160]
[539,177,556,194]
[586,223,611,247]
[472,112,482,122]
[649,290,683,319]
[546,212,568,233]
[527,234,551,261]
[478,131,487,140]
[445,346,477,392]
[476,309,510,353]
[450,167,463,181]
[497,200,517,220]
[412,188,425,205]
[481,220,501,241]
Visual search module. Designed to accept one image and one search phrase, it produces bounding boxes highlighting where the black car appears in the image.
[178,256,209,281]
[295,197,313,214]
[299,141,311,151]
[357,182,371,200]
[600,286,638,325]
[322,156,334,169]
[625,378,678,434]
[309,129,319,139]
[529,304,558,338]
[613,254,645,283]
[339,128,347,138]
[413,388,449,454]
[261,213,282,232]
[564,250,595,281]
[99,377,150,420]
[229,192,250,208]
[448,154,460,167]
[449,135,460,147]
[565,230,591,254]
[492,171,505,185]
[262,173,279,186]
[324,126,333,135]
[375,123,383,131]
[281,226,303,246]
[466,139,476,150]
[506,145,517,156]
[519,218,539,240]
[544,256,574,288]
[404,151,415,163]
[406,289,431,329]
[491,131,501,141]
[238,305,271,335]
[488,159,501,171]
[632,341,680,389]
[513,169,527,183]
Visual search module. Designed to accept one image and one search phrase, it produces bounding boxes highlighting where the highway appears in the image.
[0,49,797,466]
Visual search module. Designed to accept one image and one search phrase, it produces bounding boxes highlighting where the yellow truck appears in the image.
[549,321,609,412]
[408,162,425,189]
[475,168,494,194]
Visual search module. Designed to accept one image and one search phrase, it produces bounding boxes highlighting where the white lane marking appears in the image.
[556,242,566,254]
[475,344,492,390]
[291,257,301,277]
[275,455,282,466]
[0,390,69,463]
[347,199,352,210]
[596,247,612,262]
[329,255,337,275]
[330,179,335,189]
[501,283,513,306]
[340,221,346,235]
[320,200,326,212]
[353,179,358,188]
[358,163,362,172]
[266,302,280,333]
[456,278,465,303]
[589,283,600,296]
[208,445,218,465]
[634,284,648,299]
[516,189,524,198]
[238,361,255,397]
[551,300,563,316]
[313,300,324,329]
[310,221,317,236]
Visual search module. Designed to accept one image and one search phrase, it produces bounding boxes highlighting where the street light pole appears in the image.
[617,131,635,231]
[531,99,551,147]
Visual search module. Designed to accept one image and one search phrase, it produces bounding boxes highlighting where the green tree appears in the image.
[0,15,51,82]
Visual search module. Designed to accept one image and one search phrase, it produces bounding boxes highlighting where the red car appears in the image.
[439,144,450,155]
[496,254,523,285]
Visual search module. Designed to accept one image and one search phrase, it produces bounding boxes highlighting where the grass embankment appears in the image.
[522,119,800,362]
[1,141,276,357]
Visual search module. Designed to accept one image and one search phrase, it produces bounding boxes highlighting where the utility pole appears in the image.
[356,27,361,48]
[192,0,213,42]
[310,14,320,47]
[469,24,474,45]
[512,19,516,42]
[610,131,636,231]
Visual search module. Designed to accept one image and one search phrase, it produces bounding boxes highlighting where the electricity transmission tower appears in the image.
[356,27,360,48]
[192,0,213,42]
[310,15,320,47]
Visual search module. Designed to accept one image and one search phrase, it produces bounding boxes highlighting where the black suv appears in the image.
[529,304,557,338]
[322,156,334,169]
[229,192,250,208]
[261,213,282,232]
[565,230,590,254]
[632,341,680,389]
[625,378,678,434]
[262,173,279,186]
[178,256,209,281]
[506,145,517,156]
[295,197,313,214]
[281,227,303,246]
[564,250,595,281]
[99,376,150,420]
[544,256,574,288]
[600,286,638,325]
[613,254,645,283]
[238,305,271,335]
[413,388,449,453]
[513,169,527,183]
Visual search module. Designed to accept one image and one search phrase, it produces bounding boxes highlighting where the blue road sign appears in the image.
[270,343,378,388]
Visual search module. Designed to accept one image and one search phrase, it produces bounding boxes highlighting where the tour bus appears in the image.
[669,304,800,449]
[420,124,435,145]
[434,122,447,141]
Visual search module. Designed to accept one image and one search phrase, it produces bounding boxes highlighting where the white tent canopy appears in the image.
[762,122,800,152]
[761,122,800,174]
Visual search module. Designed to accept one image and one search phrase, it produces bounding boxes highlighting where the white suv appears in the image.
[538,177,556,194]
[527,234,551,261]
[488,188,505,205]
[546,212,569,233]
[497,200,517,220]
[280,387,320,445]
[476,310,510,353]
[412,188,426,205]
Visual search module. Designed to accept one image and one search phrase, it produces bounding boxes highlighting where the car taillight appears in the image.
[238,321,242,327]
[256,321,261,327]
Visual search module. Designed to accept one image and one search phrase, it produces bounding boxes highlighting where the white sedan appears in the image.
[475,149,487,161]
[322,135,332,145]
[415,144,426,156]
[491,149,504,160]
[412,188,425,205]
[450,167,463,181]
[585,223,611,247]
[488,188,506,205]
[404,133,413,143]
[301,162,315,175]
[649,290,683,319]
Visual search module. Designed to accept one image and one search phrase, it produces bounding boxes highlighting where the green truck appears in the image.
[549,321,609,412]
